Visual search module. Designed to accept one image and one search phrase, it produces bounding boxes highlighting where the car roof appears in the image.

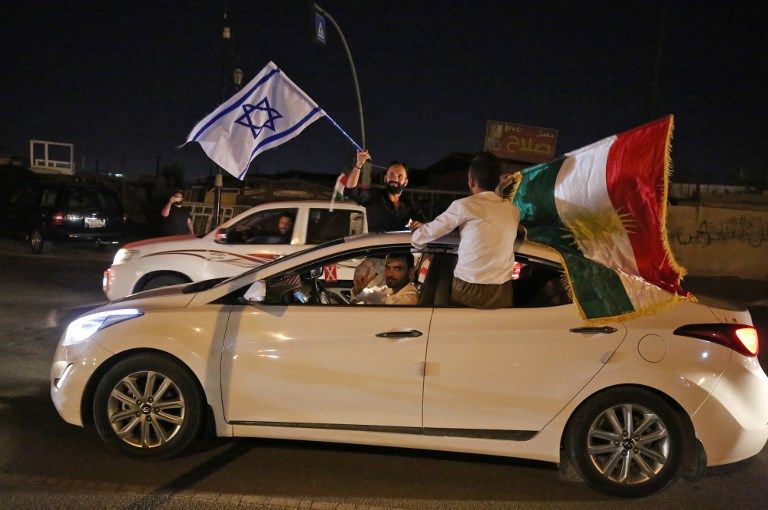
[204,231,563,301]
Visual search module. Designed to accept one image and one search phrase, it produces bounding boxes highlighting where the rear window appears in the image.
[66,189,121,210]
[306,209,364,244]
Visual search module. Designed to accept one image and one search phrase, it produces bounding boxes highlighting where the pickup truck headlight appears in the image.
[62,308,144,346]
[112,249,140,265]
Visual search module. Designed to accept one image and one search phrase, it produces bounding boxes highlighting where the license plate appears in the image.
[85,218,105,228]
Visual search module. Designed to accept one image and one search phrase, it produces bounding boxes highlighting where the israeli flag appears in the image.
[185,62,325,180]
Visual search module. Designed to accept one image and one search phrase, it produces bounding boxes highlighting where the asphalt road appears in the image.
[0,237,766,509]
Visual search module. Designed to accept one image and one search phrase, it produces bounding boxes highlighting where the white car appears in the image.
[53,232,767,497]
[102,200,366,300]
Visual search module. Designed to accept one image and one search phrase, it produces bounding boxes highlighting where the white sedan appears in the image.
[52,232,768,497]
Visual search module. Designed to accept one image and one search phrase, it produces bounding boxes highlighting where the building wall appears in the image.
[668,204,768,280]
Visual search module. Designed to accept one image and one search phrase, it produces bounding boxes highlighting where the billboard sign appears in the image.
[484,120,558,163]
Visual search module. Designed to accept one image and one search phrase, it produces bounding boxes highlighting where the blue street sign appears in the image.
[314,12,326,45]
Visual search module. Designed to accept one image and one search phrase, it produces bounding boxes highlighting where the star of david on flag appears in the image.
[185,61,326,180]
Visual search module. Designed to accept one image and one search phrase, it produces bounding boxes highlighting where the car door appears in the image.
[205,207,303,276]
[220,247,432,428]
[422,254,626,434]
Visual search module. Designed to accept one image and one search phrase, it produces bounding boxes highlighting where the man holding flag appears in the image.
[342,150,427,232]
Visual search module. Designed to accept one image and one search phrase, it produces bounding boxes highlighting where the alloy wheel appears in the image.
[586,403,670,485]
[30,230,43,253]
[106,370,186,449]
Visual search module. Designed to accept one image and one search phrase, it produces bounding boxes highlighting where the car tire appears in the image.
[29,229,49,254]
[93,353,204,459]
[565,387,687,498]
[141,274,189,291]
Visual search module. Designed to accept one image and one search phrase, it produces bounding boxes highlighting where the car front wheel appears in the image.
[566,387,687,497]
[93,353,203,459]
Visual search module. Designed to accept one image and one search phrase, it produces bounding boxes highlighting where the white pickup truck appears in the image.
[103,200,366,300]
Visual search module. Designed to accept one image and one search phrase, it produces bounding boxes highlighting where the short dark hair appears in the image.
[469,151,501,191]
[386,161,409,178]
[174,189,184,197]
[386,251,414,269]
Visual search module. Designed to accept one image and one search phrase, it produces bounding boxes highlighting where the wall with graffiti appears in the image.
[667,205,768,280]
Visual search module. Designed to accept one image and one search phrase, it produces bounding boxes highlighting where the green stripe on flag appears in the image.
[514,157,574,250]
[514,156,635,320]
[562,253,634,319]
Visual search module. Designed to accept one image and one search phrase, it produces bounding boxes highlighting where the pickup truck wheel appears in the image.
[141,274,189,291]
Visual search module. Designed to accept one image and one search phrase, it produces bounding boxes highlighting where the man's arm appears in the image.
[345,150,370,188]
[411,200,465,249]
[160,199,173,217]
[405,195,428,229]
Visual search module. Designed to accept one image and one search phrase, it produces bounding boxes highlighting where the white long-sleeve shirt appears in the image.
[412,191,520,285]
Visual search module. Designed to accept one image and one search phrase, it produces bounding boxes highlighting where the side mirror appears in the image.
[214,228,229,244]
[243,280,266,304]
[307,266,323,279]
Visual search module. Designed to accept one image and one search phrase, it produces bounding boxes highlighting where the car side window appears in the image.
[229,208,297,245]
[430,254,572,308]
[41,188,59,207]
[306,209,364,244]
[512,258,572,308]
[261,247,429,307]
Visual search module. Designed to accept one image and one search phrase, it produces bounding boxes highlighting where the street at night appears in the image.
[2,1,768,508]
[1,239,766,509]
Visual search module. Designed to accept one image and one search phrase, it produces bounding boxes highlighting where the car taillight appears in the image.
[52,212,64,225]
[674,323,760,357]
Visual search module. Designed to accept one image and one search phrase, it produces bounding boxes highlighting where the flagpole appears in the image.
[322,111,362,151]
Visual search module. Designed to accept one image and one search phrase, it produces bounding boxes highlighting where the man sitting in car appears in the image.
[353,253,418,305]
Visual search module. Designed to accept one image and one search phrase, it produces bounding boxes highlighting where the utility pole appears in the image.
[212,7,232,228]
[312,3,368,184]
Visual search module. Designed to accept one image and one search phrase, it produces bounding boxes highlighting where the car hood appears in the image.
[122,235,204,255]
[104,283,196,310]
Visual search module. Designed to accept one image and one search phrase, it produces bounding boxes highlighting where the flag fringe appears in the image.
[658,115,689,288]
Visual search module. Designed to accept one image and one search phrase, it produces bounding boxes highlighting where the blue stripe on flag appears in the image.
[190,68,281,142]
[237,106,323,179]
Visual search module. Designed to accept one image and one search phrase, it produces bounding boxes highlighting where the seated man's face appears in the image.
[384,255,411,292]
[278,216,293,235]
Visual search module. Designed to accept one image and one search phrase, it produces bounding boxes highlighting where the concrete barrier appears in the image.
[668,204,768,280]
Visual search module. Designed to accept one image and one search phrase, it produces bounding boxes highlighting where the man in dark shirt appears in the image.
[343,150,427,232]
[160,190,194,236]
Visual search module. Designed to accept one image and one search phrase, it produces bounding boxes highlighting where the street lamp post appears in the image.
[312,3,369,184]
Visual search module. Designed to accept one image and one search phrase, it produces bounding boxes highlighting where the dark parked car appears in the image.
[0,180,126,253]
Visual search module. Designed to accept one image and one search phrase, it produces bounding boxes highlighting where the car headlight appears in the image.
[62,308,144,346]
[112,249,140,265]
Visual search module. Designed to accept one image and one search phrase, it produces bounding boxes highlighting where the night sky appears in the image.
[1,0,766,183]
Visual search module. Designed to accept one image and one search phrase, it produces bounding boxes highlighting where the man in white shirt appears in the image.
[411,152,520,308]
[353,253,419,305]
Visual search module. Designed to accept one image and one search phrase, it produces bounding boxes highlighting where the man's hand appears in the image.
[354,265,378,290]
[169,195,182,204]
[409,220,423,231]
[355,150,371,169]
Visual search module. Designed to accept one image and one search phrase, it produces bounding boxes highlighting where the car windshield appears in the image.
[214,237,346,287]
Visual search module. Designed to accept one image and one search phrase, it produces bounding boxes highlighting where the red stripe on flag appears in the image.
[605,116,684,294]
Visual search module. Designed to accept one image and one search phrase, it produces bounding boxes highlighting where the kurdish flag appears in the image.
[513,116,690,322]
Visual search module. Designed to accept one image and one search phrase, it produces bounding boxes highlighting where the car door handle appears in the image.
[375,330,423,338]
[570,326,617,334]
